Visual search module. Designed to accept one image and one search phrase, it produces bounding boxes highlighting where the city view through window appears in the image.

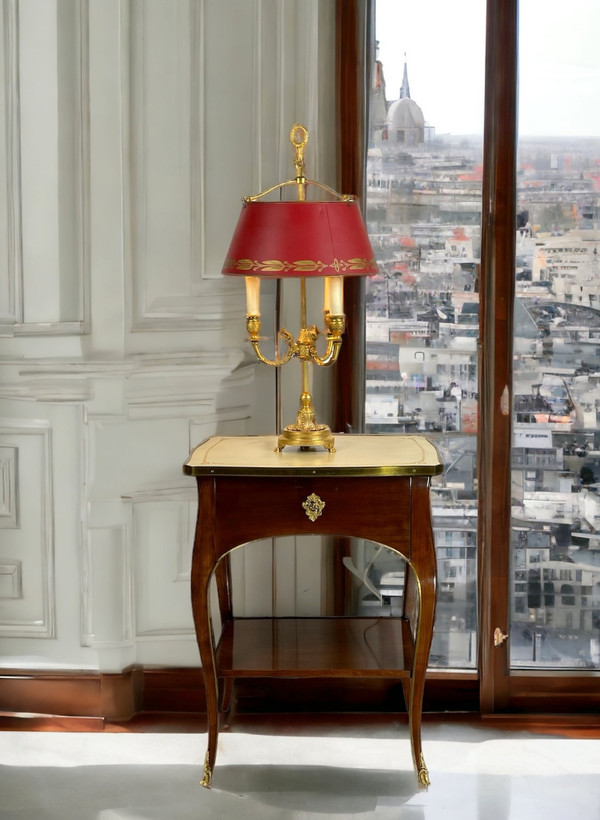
[364,1,600,669]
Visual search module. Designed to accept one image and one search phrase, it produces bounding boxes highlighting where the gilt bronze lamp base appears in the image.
[275,391,336,452]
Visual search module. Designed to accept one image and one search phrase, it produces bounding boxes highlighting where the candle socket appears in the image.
[246,315,261,339]
[324,313,345,336]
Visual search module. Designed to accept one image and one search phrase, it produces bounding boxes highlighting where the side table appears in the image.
[184,434,443,788]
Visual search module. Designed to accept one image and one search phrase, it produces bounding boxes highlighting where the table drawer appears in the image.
[212,474,414,554]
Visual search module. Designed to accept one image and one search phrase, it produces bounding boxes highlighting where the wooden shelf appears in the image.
[216,617,414,678]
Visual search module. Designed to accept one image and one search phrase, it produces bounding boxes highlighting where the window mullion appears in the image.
[478,0,519,713]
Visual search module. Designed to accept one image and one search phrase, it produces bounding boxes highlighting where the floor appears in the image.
[1,718,599,819]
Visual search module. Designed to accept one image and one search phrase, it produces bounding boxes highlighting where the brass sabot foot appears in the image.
[200,751,212,788]
[417,755,430,789]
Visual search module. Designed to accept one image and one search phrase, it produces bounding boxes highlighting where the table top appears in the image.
[184,434,443,477]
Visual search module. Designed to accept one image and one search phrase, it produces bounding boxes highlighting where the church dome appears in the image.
[383,61,426,146]
[387,97,425,130]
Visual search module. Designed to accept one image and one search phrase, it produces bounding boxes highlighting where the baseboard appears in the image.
[2,668,599,735]
[0,667,479,723]
[0,666,144,722]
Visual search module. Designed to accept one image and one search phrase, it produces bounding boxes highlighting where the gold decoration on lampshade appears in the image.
[222,124,377,452]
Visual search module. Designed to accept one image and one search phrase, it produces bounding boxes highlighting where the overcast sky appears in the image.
[375,0,600,137]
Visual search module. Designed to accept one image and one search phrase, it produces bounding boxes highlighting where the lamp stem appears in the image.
[300,277,307,329]
[300,276,310,411]
[301,360,310,398]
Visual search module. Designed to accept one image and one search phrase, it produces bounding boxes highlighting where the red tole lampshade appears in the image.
[222,200,377,278]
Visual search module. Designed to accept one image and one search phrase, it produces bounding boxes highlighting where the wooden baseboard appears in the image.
[0,667,479,723]
[1,668,599,736]
[0,666,208,724]
[0,667,143,722]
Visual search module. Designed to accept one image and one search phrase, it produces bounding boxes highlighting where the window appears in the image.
[561,585,576,607]
[336,0,600,712]
[509,0,600,671]
[364,0,485,669]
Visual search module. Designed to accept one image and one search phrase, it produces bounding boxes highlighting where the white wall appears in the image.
[0,0,336,672]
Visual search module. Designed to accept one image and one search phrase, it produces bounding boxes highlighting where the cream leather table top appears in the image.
[184,434,443,477]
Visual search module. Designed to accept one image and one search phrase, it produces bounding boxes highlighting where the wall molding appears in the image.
[125,0,226,332]
[0,0,90,334]
[1,0,22,326]
[0,444,18,526]
[82,524,133,649]
[0,421,54,638]
[0,352,250,405]
[0,559,21,598]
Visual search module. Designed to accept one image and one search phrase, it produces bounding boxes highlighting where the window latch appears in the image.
[493,627,508,647]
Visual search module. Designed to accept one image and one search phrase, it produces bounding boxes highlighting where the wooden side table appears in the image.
[184,434,443,788]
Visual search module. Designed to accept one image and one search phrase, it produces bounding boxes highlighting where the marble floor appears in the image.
[1,720,599,819]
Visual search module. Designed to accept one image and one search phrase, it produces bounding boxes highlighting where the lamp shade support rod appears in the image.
[275,278,282,436]
[244,177,354,204]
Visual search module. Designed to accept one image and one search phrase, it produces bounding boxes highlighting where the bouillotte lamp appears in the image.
[222,124,377,452]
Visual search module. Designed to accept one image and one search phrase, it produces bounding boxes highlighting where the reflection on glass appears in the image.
[365,2,484,667]
[510,0,600,669]
[345,541,406,617]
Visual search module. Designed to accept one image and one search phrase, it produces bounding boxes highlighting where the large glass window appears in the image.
[364,0,600,674]
[350,0,600,711]
[510,0,600,669]
[364,1,485,667]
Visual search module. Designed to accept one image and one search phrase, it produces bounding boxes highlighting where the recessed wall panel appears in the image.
[83,525,132,647]
[0,423,54,637]
[17,0,88,328]
[134,500,194,636]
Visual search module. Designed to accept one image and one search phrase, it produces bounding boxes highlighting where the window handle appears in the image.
[493,627,508,647]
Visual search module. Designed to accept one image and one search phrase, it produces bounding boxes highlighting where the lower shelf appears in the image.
[215,617,414,678]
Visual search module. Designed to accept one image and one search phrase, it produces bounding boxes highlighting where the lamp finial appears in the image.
[290,124,309,183]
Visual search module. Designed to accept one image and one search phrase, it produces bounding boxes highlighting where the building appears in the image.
[384,60,427,145]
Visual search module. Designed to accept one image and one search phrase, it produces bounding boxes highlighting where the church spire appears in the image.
[399,55,410,99]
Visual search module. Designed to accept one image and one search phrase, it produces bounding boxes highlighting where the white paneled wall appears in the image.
[0,0,336,672]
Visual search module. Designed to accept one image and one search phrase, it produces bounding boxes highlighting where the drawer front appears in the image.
[213,475,413,555]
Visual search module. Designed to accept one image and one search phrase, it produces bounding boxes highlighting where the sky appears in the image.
[375,0,600,137]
